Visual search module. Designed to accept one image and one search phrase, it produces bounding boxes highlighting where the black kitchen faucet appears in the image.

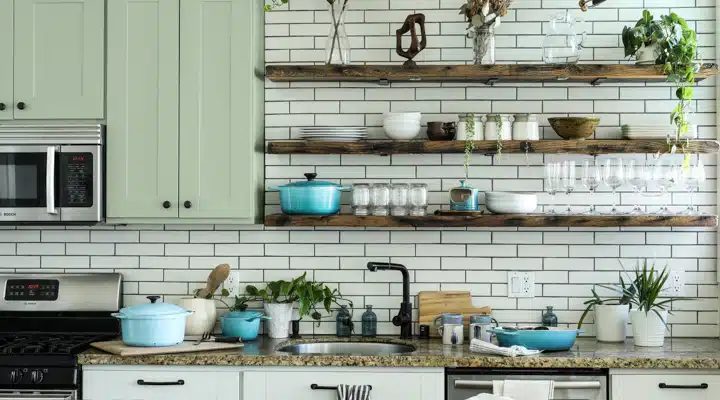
[366,262,412,339]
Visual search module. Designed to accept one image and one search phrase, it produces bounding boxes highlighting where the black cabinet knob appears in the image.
[184,201,192,209]
[162,201,171,209]
[0,103,5,111]
[16,102,25,110]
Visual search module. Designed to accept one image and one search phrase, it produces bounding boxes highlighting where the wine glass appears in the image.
[653,159,678,214]
[544,162,560,214]
[581,160,600,215]
[603,158,624,214]
[561,161,576,214]
[625,161,649,215]
[681,158,706,215]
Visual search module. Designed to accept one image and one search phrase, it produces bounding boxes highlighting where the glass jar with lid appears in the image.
[370,183,391,216]
[352,183,371,216]
[390,183,410,216]
[409,183,428,216]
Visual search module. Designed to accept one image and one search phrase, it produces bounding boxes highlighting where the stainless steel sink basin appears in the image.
[277,341,416,356]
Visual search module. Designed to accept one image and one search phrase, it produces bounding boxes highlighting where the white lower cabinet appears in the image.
[612,371,720,400]
[82,366,240,400]
[244,367,445,400]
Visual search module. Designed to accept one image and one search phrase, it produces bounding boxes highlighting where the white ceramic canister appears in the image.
[512,114,540,140]
[595,304,629,343]
[264,302,294,339]
[456,114,484,141]
[177,298,217,336]
[484,114,512,140]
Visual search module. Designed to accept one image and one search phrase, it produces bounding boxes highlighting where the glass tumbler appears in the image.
[370,183,391,216]
[390,183,410,216]
[409,183,428,216]
[351,183,370,216]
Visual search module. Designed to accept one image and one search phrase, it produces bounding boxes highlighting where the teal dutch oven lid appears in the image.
[278,173,341,188]
[118,295,189,317]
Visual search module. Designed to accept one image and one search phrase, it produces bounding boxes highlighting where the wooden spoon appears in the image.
[196,264,231,298]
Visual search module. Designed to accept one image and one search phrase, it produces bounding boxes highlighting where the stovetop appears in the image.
[0,334,112,356]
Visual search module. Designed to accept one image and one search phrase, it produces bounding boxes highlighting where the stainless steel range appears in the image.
[0,274,122,400]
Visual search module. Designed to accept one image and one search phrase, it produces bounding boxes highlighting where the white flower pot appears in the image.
[177,298,217,336]
[636,42,660,65]
[264,303,294,339]
[630,309,668,347]
[595,304,628,342]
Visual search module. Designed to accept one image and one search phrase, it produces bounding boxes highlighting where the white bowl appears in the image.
[485,192,538,214]
[384,112,421,120]
[383,121,421,140]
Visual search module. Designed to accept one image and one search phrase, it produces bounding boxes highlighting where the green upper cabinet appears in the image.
[0,0,12,120]
[106,0,180,219]
[13,0,105,119]
[179,0,264,221]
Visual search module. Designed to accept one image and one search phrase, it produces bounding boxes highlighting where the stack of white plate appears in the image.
[622,124,697,139]
[485,192,538,214]
[299,127,367,142]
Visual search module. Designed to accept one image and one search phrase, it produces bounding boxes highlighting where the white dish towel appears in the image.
[493,380,555,400]
[337,385,372,400]
[469,339,542,357]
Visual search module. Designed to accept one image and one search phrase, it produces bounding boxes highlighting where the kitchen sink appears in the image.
[277,341,416,356]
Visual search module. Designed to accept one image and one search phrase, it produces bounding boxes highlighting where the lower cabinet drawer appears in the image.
[612,374,720,400]
[83,368,240,400]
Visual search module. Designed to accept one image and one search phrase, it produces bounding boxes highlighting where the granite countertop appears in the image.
[78,336,720,369]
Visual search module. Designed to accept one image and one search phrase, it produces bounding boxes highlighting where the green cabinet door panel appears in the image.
[178,0,263,221]
[13,0,104,119]
[106,0,180,219]
[0,0,12,120]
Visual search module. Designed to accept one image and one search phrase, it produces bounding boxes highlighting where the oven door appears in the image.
[0,146,61,223]
[0,390,75,400]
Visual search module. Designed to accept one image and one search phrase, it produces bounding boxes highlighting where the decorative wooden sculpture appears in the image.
[396,13,427,68]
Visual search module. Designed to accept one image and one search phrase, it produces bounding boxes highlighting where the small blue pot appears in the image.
[269,173,351,215]
[220,311,269,341]
[489,328,583,351]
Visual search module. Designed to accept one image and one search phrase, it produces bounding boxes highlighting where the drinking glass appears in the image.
[681,158,706,215]
[603,158,624,214]
[652,159,678,214]
[351,183,371,216]
[370,183,390,216]
[390,183,410,216]
[625,161,650,215]
[581,160,600,215]
[409,183,428,216]
[544,162,560,214]
[561,161,576,214]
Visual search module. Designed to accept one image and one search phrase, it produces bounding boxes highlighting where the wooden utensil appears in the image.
[196,264,231,299]
[418,291,492,338]
[91,340,243,356]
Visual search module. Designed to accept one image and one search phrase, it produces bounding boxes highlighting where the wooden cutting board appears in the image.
[418,291,492,338]
[91,340,243,356]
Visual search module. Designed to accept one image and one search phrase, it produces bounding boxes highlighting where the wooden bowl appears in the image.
[548,117,600,140]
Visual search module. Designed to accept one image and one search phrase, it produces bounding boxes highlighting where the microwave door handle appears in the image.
[46,146,58,215]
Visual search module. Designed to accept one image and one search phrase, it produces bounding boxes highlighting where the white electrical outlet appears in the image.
[666,269,685,296]
[224,270,241,297]
[508,271,535,298]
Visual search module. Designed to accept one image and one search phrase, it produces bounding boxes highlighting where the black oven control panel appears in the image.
[4,279,59,301]
[61,152,94,207]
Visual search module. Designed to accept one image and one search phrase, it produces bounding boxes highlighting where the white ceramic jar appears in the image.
[456,114,484,140]
[594,304,629,342]
[512,114,540,140]
[177,298,217,336]
[484,114,512,140]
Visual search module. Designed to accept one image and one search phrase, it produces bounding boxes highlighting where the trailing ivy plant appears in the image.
[494,114,504,160]
[463,114,476,179]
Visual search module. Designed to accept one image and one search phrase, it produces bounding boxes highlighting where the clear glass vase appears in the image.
[326,0,350,65]
[471,26,495,65]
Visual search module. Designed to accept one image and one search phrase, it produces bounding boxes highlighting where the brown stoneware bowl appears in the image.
[427,121,456,141]
[548,117,600,140]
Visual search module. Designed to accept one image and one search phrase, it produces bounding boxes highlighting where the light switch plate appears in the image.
[508,271,534,298]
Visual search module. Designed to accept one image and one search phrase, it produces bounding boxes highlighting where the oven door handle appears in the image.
[46,146,58,215]
[453,380,602,390]
[0,394,73,400]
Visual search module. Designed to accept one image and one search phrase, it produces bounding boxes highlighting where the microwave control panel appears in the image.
[4,279,60,301]
[61,152,94,207]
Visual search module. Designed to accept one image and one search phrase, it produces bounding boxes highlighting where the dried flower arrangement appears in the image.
[460,0,514,65]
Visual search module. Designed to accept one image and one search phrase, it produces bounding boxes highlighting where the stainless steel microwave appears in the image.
[0,124,103,223]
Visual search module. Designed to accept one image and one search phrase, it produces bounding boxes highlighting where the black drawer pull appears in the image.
[310,384,373,391]
[137,379,185,386]
[659,383,708,390]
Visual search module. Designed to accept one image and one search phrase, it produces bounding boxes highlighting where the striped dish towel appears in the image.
[337,385,372,400]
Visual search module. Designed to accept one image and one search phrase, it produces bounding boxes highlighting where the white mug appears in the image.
[438,323,464,345]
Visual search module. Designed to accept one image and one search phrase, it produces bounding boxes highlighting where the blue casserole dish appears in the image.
[488,327,583,351]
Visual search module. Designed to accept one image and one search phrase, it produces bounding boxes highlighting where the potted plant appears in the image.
[578,276,636,342]
[621,10,662,65]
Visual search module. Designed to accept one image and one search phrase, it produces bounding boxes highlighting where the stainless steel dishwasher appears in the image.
[446,368,608,400]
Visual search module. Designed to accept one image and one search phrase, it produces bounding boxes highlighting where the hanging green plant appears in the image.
[463,114,476,179]
[495,114,504,159]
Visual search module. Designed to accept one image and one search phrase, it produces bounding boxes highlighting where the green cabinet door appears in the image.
[13,0,104,119]
[0,0,12,120]
[179,0,263,222]
[106,0,180,219]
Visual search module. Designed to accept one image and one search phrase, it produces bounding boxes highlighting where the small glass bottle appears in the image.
[541,306,558,327]
[361,305,377,338]
[336,305,352,337]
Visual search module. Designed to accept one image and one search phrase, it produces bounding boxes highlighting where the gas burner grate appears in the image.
[0,334,108,355]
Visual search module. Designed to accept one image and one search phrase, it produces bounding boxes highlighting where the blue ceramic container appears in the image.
[220,311,269,341]
[269,173,351,215]
[449,180,479,211]
[488,328,583,351]
[112,296,193,347]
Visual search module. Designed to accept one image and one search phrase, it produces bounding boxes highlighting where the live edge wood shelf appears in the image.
[267,140,720,155]
[264,214,718,228]
[265,63,719,84]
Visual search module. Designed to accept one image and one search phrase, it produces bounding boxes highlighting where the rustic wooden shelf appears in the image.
[267,140,720,155]
[264,214,718,228]
[265,63,719,84]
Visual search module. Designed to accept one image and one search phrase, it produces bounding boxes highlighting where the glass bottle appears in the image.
[336,305,352,337]
[541,306,558,327]
[361,305,377,338]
